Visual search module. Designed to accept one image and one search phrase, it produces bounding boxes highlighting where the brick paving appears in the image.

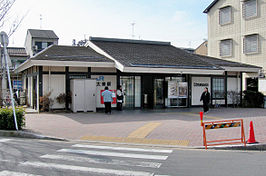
[25,107,266,147]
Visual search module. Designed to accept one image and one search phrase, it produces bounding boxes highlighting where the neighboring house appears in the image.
[0,47,28,88]
[15,37,260,111]
[204,0,266,94]
[194,40,208,56]
[24,29,59,57]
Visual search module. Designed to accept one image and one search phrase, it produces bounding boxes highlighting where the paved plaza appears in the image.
[25,107,266,147]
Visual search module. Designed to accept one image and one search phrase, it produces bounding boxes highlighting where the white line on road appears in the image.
[0,170,42,176]
[40,154,162,168]
[0,139,12,143]
[58,148,168,160]
[72,144,173,153]
[20,161,155,176]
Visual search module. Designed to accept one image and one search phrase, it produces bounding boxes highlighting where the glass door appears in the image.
[120,76,135,108]
[154,78,164,108]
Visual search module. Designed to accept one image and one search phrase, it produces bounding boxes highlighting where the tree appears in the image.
[0,0,25,36]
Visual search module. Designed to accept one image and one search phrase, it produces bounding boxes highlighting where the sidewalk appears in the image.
[25,107,266,147]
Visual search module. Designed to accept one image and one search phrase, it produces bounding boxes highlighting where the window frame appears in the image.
[243,0,258,20]
[243,34,259,54]
[212,77,225,99]
[219,6,232,25]
[220,39,233,57]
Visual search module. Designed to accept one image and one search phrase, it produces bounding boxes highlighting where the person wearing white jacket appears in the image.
[116,85,124,111]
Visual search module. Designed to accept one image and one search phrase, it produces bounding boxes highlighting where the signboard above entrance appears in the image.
[194,82,209,87]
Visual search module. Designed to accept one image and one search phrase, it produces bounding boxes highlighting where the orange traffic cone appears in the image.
[247,121,258,144]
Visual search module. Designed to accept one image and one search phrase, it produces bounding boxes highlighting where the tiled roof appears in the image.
[196,55,260,68]
[31,45,113,63]
[28,29,59,39]
[90,37,259,70]
[6,47,28,57]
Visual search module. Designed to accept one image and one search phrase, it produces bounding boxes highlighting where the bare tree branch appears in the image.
[0,0,25,37]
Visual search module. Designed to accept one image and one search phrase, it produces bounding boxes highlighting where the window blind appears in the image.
[220,39,232,56]
[219,6,232,25]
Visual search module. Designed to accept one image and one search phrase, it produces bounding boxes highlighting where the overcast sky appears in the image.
[4,0,213,48]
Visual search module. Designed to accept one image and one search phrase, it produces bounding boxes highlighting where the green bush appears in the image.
[0,108,25,130]
[243,90,264,108]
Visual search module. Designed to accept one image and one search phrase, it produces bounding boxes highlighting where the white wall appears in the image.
[259,78,266,95]
[191,77,211,105]
[91,75,117,108]
[43,75,65,109]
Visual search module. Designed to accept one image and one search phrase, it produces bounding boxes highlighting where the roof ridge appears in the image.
[90,37,171,46]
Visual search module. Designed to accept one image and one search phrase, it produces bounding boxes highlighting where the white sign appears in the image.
[168,81,178,98]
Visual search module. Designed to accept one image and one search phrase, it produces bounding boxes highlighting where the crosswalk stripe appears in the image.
[0,139,12,143]
[72,144,173,153]
[20,161,155,176]
[0,170,42,176]
[58,148,168,160]
[40,154,162,168]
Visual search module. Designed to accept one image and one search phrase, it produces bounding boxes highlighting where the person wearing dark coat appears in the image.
[200,87,210,113]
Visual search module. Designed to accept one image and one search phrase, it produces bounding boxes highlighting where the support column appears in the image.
[65,67,70,110]
[87,67,91,78]
[225,71,228,107]
[240,72,243,106]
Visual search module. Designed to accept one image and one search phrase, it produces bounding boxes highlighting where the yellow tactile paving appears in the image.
[127,122,161,138]
[180,112,222,120]
[81,135,189,146]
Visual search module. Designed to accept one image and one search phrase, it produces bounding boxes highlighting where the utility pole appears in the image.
[0,31,18,131]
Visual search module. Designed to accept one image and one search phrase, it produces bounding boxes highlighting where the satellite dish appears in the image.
[0,31,9,46]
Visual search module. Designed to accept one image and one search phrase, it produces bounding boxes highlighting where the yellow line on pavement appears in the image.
[127,122,161,138]
[81,136,189,146]
[180,112,222,120]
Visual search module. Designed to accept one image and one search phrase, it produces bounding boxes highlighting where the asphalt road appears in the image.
[0,137,266,176]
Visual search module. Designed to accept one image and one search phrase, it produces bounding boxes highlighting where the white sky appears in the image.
[3,0,213,48]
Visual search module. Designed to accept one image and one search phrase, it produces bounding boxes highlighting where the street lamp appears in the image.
[0,31,18,131]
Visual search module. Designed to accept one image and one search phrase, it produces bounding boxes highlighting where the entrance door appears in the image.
[120,76,135,108]
[154,78,164,108]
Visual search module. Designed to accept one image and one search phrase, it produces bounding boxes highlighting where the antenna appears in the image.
[131,22,135,39]
[40,14,42,29]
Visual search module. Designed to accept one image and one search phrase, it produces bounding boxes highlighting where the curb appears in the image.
[0,130,67,141]
[194,143,266,151]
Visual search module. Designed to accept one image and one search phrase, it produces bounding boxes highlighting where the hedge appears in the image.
[243,90,264,108]
[0,108,25,130]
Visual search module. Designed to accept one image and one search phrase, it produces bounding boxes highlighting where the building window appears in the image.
[212,78,225,99]
[219,6,232,25]
[243,0,257,19]
[244,34,258,54]
[220,39,232,57]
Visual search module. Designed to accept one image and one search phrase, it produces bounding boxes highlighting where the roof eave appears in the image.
[222,66,261,73]
[123,67,224,75]
[203,0,219,13]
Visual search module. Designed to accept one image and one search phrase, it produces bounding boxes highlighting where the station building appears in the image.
[15,37,260,112]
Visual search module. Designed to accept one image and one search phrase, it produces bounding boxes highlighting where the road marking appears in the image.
[72,144,173,153]
[0,170,42,176]
[20,161,155,176]
[81,136,189,146]
[58,148,168,160]
[40,154,162,168]
[128,122,161,138]
[0,139,12,142]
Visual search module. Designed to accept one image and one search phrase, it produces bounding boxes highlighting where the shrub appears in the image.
[0,107,25,130]
[56,93,66,104]
[243,90,264,108]
[40,92,54,112]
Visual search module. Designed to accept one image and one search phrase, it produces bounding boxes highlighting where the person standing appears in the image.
[102,86,113,114]
[200,87,210,113]
[116,85,124,111]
